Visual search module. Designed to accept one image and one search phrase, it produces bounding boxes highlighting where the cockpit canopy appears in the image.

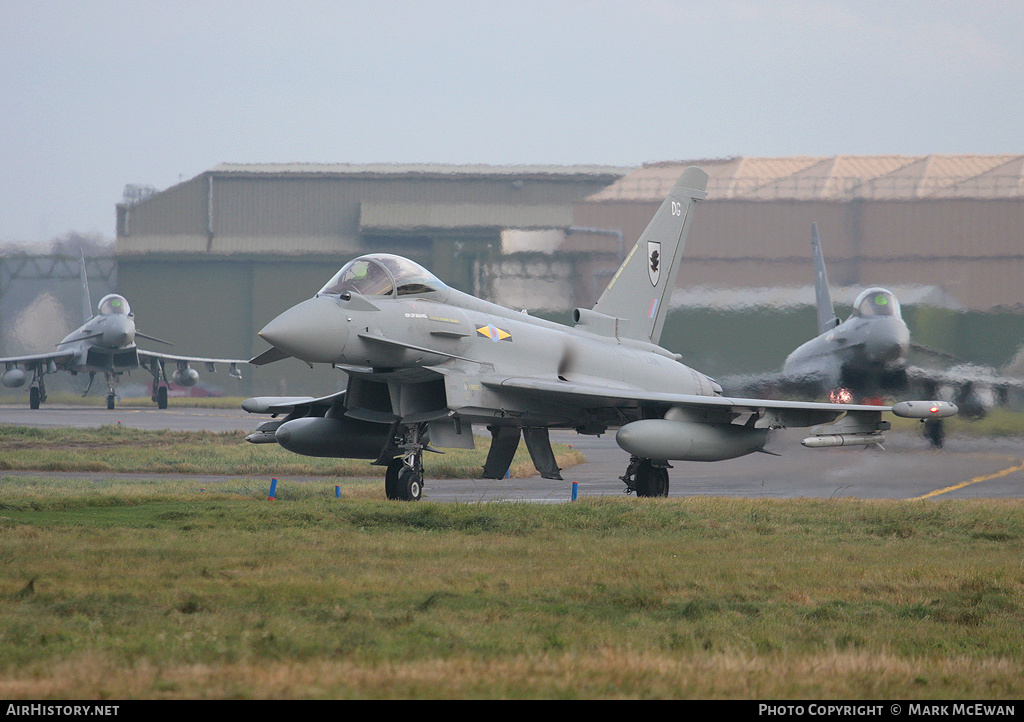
[318,254,447,298]
[852,288,900,318]
[98,294,131,316]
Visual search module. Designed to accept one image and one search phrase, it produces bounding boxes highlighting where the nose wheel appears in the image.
[383,424,434,501]
[104,373,118,410]
[385,457,423,501]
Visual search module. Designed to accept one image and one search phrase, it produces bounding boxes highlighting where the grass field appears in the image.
[1,475,1023,699]
[0,424,585,480]
[1,412,1023,699]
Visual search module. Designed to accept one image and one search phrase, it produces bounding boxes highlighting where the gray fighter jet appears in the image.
[0,253,246,409]
[722,223,1024,446]
[243,167,956,501]
[725,224,913,405]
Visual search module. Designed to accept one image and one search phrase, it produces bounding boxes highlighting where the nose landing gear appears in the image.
[385,455,423,501]
[384,424,429,501]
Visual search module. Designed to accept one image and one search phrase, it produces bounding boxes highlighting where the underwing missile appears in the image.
[801,434,885,448]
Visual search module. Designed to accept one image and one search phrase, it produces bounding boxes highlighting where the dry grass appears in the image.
[3,650,1021,700]
[2,485,1023,699]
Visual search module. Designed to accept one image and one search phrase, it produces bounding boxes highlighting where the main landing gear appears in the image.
[152,378,169,409]
[28,368,48,409]
[923,418,945,449]
[620,456,671,498]
[146,361,169,409]
[29,381,46,409]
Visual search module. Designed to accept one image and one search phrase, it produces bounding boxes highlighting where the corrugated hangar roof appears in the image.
[589,155,1024,202]
[210,162,630,180]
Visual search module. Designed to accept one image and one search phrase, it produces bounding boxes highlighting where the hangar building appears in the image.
[113,163,627,395]
[564,155,1024,374]
[571,155,1024,310]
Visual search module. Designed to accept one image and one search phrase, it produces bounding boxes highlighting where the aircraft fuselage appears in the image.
[58,305,140,374]
[782,304,911,397]
[245,173,958,502]
[259,282,720,429]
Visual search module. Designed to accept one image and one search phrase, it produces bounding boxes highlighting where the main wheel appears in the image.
[157,386,168,409]
[29,386,40,410]
[923,418,944,449]
[634,460,669,498]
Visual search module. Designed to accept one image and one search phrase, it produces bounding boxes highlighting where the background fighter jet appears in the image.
[0,253,246,409]
[723,224,912,405]
[244,167,955,501]
[720,224,1024,447]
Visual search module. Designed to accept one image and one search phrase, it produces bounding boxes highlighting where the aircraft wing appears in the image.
[485,375,944,429]
[137,349,249,378]
[0,349,78,369]
[239,373,948,429]
[905,362,1024,417]
[906,363,1024,390]
[715,369,836,401]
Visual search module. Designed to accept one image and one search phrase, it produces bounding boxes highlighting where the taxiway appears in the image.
[1,404,1022,503]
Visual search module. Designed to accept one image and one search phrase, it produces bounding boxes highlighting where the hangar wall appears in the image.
[569,157,1024,311]
[113,164,628,397]
[570,196,1024,310]
[114,255,357,398]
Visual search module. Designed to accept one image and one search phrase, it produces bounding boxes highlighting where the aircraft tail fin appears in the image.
[811,223,839,335]
[79,250,93,324]
[590,166,707,345]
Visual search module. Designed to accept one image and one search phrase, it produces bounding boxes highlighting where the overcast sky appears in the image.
[2,0,1022,245]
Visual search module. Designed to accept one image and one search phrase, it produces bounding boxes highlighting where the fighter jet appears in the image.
[721,223,1024,446]
[0,252,246,409]
[243,167,955,501]
[724,224,913,405]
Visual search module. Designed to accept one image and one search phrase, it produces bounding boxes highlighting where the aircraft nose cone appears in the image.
[259,297,349,364]
[865,318,910,363]
[103,318,134,348]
